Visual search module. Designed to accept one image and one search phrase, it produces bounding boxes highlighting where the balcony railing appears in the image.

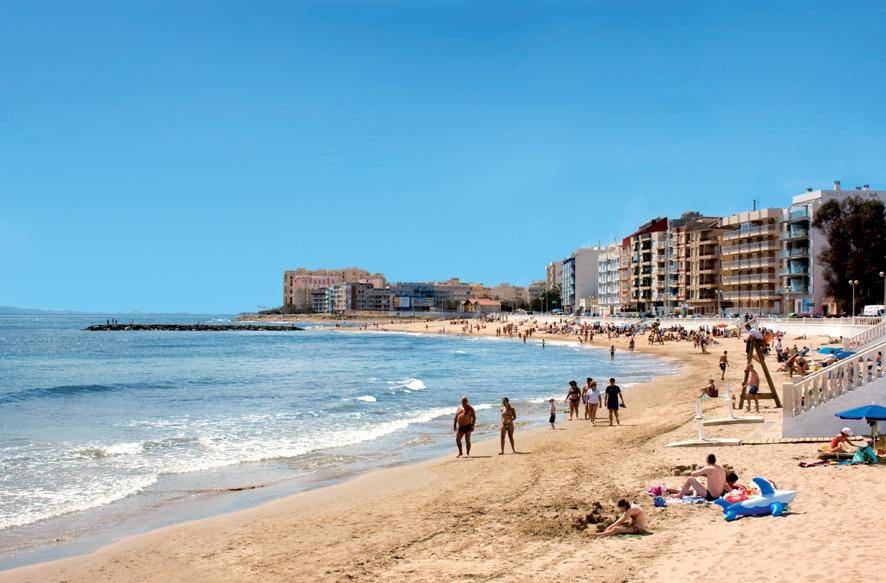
[720,289,780,300]
[722,224,779,241]
[778,248,809,259]
[721,257,780,270]
[721,274,778,285]
[778,268,808,277]
[779,229,809,241]
[789,208,809,222]
[721,242,780,254]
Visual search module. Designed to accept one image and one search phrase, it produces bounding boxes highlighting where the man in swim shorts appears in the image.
[719,350,729,380]
[605,378,625,426]
[453,396,476,458]
[742,364,760,412]
[672,453,726,501]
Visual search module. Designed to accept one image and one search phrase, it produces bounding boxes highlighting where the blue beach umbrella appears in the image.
[835,404,886,442]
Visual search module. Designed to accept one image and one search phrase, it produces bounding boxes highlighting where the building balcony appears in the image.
[722,224,779,241]
[721,257,779,270]
[779,228,809,241]
[721,274,778,285]
[721,241,780,255]
[720,289,781,300]
[789,208,809,222]
[778,248,809,259]
[778,267,808,277]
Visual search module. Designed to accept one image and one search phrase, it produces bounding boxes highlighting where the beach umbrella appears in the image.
[835,404,886,444]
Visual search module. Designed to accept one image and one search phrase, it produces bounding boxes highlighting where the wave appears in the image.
[354,395,377,403]
[388,378,427,391]
[0,382,173,404]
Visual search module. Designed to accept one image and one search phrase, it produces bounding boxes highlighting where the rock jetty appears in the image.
[85,323,304,332]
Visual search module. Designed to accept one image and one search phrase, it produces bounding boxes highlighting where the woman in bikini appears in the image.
[565,380,582,420]
[499,397,517,454]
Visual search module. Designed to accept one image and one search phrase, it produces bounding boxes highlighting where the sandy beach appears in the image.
[4,319,884,582]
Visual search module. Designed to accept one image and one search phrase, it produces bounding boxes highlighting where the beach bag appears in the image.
[853,446,878,465]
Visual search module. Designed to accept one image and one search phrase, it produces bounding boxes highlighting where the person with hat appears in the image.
[826,427,862,454]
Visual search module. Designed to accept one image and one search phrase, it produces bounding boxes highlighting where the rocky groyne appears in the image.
[85,323,304,332]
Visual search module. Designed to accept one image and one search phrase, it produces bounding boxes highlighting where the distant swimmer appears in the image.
[610,345,616,360]
[453,396,476,458]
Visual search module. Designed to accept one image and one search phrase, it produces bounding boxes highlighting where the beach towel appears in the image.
[852,446,878,465]
[799,459,828,468]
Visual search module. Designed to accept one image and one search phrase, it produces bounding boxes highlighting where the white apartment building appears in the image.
[561,246,600,313]
[594,242,622,315]
[783,181,886,315]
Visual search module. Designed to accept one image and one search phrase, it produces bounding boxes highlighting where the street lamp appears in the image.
[880,271,885,308]
[849,279,860,317]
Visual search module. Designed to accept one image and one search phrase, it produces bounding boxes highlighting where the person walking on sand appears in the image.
[499,397,517,454]
[565,380,582,420]
[610,345,616,361]
[605,378,625,426]
[586,380,601,425]
[453,396,476,458]
[742,364,760,413]
[548,398,557,429]
[629,337,635,352]
[590,499,648,537]
[719,350,729,380]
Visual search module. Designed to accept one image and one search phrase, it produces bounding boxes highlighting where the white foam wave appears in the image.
[389,378,427,391]
[355,395,377,402]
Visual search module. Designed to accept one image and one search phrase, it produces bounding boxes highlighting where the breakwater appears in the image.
[85,323,304,332]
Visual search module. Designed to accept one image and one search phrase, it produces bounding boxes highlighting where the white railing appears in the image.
[783,339,885,418]
[843,319,886,351]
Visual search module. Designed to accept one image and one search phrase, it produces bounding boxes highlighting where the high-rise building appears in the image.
[560,247,600,313]
[594,242,622,315]
[668,215,723,315]
[720,208,784,314]
[624,218,670,314]
[783,181,886,315]
[545,261,563,291]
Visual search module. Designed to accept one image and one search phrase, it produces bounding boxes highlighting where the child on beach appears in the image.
[548,399,556,429]
[590,500,648,537]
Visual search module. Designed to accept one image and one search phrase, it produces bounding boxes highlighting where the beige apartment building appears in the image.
[283,267,386,312]
[719,208,783,315]
[669,215,723,315]
[624,217,670,314]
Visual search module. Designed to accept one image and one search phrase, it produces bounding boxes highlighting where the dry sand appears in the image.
[3,319,884,582]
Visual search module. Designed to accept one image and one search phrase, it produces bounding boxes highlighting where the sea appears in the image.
[0,314,674,567]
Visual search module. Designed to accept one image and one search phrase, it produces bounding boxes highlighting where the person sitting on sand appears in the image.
[590,499,648,537]
[672,453,726,501]
[453,396,476,458]
[826,427,862,454]
[698,379,719,400]
[499,397,517,455]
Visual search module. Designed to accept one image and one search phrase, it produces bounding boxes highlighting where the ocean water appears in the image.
[0,315,673,563]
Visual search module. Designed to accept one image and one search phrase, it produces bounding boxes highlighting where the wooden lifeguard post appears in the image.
[737,331,782,409]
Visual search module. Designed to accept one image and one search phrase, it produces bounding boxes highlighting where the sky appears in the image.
[2,0,885,313]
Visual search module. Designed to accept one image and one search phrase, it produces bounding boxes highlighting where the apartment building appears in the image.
[594,242,622,315]
[545,261,563,290]
[719,208,783,314]
[326,282,393,313]
[624,218,670,314]
[668,215,723,315]
[561,247,600,313]
[283,267,386,311]
[783,181,886,315]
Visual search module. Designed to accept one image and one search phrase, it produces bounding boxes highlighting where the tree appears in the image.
[812,195,885,314]
[530,287,562,312]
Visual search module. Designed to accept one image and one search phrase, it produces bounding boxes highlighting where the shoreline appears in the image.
[4,324,883,582]
[0,326,675,572]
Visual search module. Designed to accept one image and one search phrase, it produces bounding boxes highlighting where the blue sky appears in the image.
[2,1,884,313]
